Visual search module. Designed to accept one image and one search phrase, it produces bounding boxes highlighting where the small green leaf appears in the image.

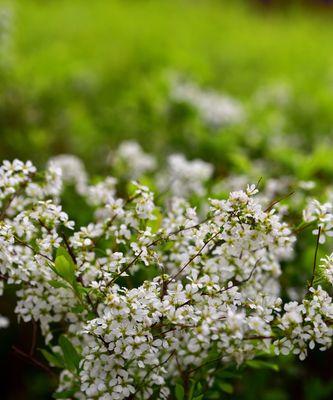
[49,279,69,289]
[59,335,81,373]
[54,253,75,286]
[175,383,185,400]
[219,382,234,394]
[74,283,89,295]
[196,382,202,392]
[87,311,96,320]
[147,208,163,233]
[40,349,65,369]
[188,379,195,399]
[53,388,77,399]
[71,305,85,314]
[246,359,279,371]
[57,246,75,266]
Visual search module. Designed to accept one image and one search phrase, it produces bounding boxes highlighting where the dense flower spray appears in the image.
[1,143,333,399]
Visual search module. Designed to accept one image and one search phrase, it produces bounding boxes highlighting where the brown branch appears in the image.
[168,230,220,283]
[293,221,315,235]
[0,177,33,221]
[61,233,77,265]
[264,191,295,213]
[12,346,55,377]
[127,350,176,399]
[13,235,53,262]
[0,273,8,281]
[309,226,322,289]
[106,216,218,287]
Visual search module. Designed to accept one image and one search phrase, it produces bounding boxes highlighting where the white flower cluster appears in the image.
[319,253,333,285]
[275,287,333,360]
[171,80,245,128]
[303,199,333,243]
[111,141,156,179]
[161,154,213,197]
[1,148,333,399]
[48,155,88,195]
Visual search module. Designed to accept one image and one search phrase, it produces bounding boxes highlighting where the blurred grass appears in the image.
[0,0,332,174]
[14,0,333,91]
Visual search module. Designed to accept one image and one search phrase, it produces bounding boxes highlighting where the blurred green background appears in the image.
[1,0,333,179]
[2,0,333,399]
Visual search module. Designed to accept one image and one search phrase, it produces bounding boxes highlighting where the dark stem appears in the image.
[264,191,295,213]
[12,346,55,377]
[309,226,322,288]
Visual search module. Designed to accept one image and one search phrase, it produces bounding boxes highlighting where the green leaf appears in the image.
[40,349,65,369]
[219,382,234,394]
[188,380,195,400]
[219,370,240,379]
[54,249,75,286]
[74,283,89,295]
[53,388,77,399]
[175,383,185,400]
[193,396,203,400]
[246,359,279,372]
[57,246,75,266]
[147,208,163,233]
[49,279,69,289]
[196,382,202,393]
[59,335,81,373]
[87,311,96,320]
[71,305,85,314]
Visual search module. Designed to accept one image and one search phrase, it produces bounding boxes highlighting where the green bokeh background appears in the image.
[1,0,333,399]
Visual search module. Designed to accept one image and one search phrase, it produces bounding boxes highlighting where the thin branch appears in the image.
[168,230,220,283]
[0,177,33,221]
[128,350,176,399]
[13,235,53,262]
[255,177,263,191]
[264,191,295,213]
[0,273,8,281]
[293,221,315,235]
[188,334,275,375]
[106,215,219,287]
[61,233,77,265]
[309,226,322,289]
[12,346,55,377]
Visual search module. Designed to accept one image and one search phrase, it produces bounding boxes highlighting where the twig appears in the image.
[13,235,53,263]
[128,350,176,399]
[168,230,220,283]
[12,346,55,377]
[264,191,295,213]
[106,215,219,287]
[0,273,8,281]
[293,221,315,235]
[309,226,322,289]
[61,233,78,264]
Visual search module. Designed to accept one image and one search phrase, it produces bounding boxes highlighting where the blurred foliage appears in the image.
[0,0,333,179]
[2,0,333,399]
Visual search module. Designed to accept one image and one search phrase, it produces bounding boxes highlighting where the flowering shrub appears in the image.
[1,144,333,399]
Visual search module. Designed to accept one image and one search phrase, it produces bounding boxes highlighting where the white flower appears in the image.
[112,141,156,179]
[0,315,9,328]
